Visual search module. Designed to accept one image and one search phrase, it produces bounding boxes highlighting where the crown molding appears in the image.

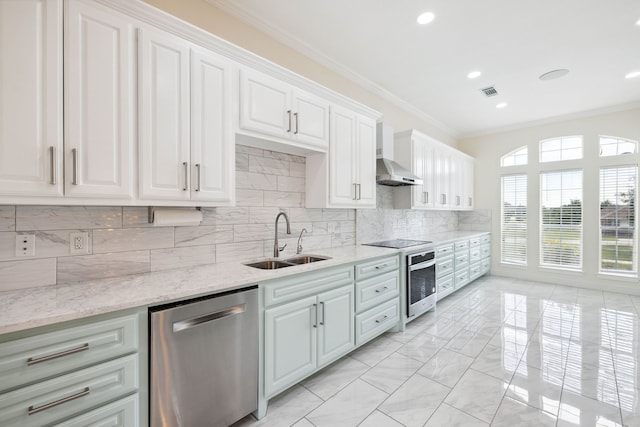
[459,101,640,140]
[205,0,459,139]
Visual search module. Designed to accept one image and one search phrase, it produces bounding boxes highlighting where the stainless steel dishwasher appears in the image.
[149,286,258,427]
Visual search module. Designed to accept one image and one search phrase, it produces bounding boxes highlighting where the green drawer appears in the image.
[0,354,138,427]
[55,394,138,427]
[355,270,399,313]
[0,315,138,392]
[355,255,399,281]
[264,265,353,307]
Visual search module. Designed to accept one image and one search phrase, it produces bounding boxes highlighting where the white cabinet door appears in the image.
[239,68,290,139]
[139,27,191,200]
[411,138,427,208]
[291,89,329,149]
[435,147,451,209]
[0,0,63,197]
[356,116,376,207]
[65,0,134,199]
[190,48,234,203]
[264,296,317,398]
[317,285,354,367]
[449,154,463,209]
[463,156,475,210]
[329,107,357,206]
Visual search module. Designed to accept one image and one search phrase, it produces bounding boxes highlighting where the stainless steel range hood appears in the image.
[376,123,422,186]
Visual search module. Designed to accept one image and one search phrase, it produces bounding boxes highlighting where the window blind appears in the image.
[600,166,636,274]
[540,170,582,269]
[501,174,527,265]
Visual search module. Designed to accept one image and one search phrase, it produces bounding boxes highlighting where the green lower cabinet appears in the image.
[264,284,354,398]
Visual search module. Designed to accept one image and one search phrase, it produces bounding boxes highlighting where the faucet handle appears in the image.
[278,244,287,253]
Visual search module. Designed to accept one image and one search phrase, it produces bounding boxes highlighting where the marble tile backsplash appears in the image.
[0,145,355,291]
[0,146,491,291]
[356,186,460,243]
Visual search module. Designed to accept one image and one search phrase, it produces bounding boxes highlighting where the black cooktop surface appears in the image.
[363,239,432,249]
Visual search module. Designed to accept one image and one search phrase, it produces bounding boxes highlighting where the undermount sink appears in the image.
[244,260,294,270]
[244,255,330,270]
[284,255,330,265]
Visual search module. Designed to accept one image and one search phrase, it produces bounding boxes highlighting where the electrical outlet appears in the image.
[69,232,89,255]
[15,234,35,257]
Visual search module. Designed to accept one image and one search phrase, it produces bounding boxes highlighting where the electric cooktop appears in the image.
[363,239,431,249]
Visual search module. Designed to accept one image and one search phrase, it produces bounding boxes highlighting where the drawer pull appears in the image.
[375,286,389,293]
[375,315,389,324]
[375,263,389,270]
[27,343,89,366]
[28,387,90,415]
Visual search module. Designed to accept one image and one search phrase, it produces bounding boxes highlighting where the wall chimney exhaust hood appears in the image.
[376,123,422,186]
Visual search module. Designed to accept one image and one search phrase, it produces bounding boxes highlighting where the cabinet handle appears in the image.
[440,194,446,205]
[426,191,429,204]
[456,195,461,206]
[375,315,388,324]
[319,301,325,325]
[468,197,473,206]
[312,303,317,328]
[294,112,299,134]
[375,286,389,293]
[375,263,388,270]
[183,162,188,191]
[71,148,79,185]
[353,183,357,200]
[28,387,90,415]
[49,146,56,185]
[357,183,362,200]
[27,343,89,366]
[287,110,292,133]
[195,163,201,192]
[422,191,426,204]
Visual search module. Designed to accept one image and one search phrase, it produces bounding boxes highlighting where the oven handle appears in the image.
[408,260,436,271]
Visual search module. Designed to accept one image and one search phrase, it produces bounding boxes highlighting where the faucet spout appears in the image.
[274,212,291,257]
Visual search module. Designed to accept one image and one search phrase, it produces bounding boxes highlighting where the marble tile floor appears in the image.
[234,275,640,426]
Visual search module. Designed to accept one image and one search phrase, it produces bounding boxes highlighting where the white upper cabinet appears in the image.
[0,0,63,198]
[311,105,376,208]
[139,27,235,205]
[65,0,134,199]
[190,48,234,203]
[394,129,474,211]
[239,68,329,151]
[139,27,191,201]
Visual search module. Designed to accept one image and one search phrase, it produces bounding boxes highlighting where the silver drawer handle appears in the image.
[27,343,89,366]
[71,148,79,185]
[287,110,292,133]
[195,163,201,192]
[375,315,389,324]
[375,286,389,293]
[182,162,189,191]
[28,387,90,415]
[49,146,56,185]
[375,263,389,270]
[173,304,246,332]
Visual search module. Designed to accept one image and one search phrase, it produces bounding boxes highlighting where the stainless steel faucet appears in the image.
[297,228,308,254]
[273,212,291,257]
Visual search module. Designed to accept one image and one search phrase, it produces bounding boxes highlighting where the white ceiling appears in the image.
[208,0,640,137]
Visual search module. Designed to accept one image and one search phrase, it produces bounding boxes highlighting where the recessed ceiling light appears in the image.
[417,12,435,25]
[625,71,640,79]
[496,102,508,109]
[539,69,570,81]
[467,71,482,79]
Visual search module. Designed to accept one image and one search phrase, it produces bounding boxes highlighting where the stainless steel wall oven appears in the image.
[407,249,436,317]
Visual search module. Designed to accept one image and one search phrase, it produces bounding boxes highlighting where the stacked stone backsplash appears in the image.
[0,145,355,292]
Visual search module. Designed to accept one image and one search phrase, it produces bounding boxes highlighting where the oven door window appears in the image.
[409,264,436,305]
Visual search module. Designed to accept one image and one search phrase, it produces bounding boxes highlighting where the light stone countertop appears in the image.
[0,231,490,335]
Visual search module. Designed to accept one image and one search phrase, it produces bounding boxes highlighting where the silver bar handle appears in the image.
[28,387,90,415]
[312,303,317,328]
[375,286,389,293]
[456,195,461,206]
[294,112,299,134]
[375,263,388,270]
[71,148,78,185]
[27,343,89,366]
[358,183,362,200]
[353,183,357,200]
[319,301,325,325]
[375,315,388,324]
[426,191,429,204]
[49,146,56,185]
[468,197,473,206]
[173,304,246,333]
[286,110,292,133]
[422,191,426,204]
[182,162,188,191]
[195,163,201,192]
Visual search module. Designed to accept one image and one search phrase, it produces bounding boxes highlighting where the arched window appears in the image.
[500,146,528,166]
[540,136,582,162]
[600,136,637,157]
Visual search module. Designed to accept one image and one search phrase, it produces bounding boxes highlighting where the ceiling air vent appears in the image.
[480,86,498,97]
